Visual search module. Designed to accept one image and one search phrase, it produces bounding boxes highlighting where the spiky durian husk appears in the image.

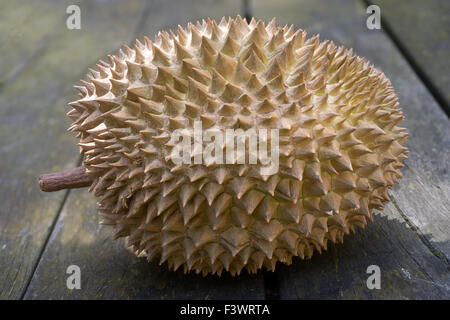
[68,16,408,276]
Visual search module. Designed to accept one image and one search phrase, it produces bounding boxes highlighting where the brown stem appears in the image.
[38,166,94,192]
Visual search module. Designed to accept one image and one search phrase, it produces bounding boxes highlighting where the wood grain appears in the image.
[253,0,450,298]
[24,189,264,299]
[0,0,64,83]
[4,0,449,300]
[0,0,149,299]
[371,0,450,112]
[275,206,450,299]
[24,0,266,299]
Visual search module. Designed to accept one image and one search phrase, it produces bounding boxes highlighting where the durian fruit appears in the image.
[67,16,408,276]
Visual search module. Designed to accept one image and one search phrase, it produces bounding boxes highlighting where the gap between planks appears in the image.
[360,0,450,265]
[19,183,74,299]
[19,154,83,299]
[19,2,155,299]
[19,0,272,300]
[24,0,446,299]
[363,0,450,117]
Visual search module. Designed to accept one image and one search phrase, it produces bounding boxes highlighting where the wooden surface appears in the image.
[0,0,148,299]
[371,0,450,113]
[253,0,450,299]
[0,0,448,299]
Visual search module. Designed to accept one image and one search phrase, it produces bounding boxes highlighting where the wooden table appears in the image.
[0,0,448,299]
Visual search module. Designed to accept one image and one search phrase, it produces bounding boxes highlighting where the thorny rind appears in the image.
[67,16,408,276]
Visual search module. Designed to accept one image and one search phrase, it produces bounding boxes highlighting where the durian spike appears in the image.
[38,15,408,276]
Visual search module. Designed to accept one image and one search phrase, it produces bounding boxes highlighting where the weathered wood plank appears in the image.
[24,0,266,299]
[253,0,450,298]
[275,206,450,299]
[0,0,63,82]
[0,0,149,299]
[24,190,264,299]
[390,165,450,260]
[371,0,450,112]
[132,0,244,40]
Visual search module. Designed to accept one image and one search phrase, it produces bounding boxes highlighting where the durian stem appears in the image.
[38,166,93,192]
